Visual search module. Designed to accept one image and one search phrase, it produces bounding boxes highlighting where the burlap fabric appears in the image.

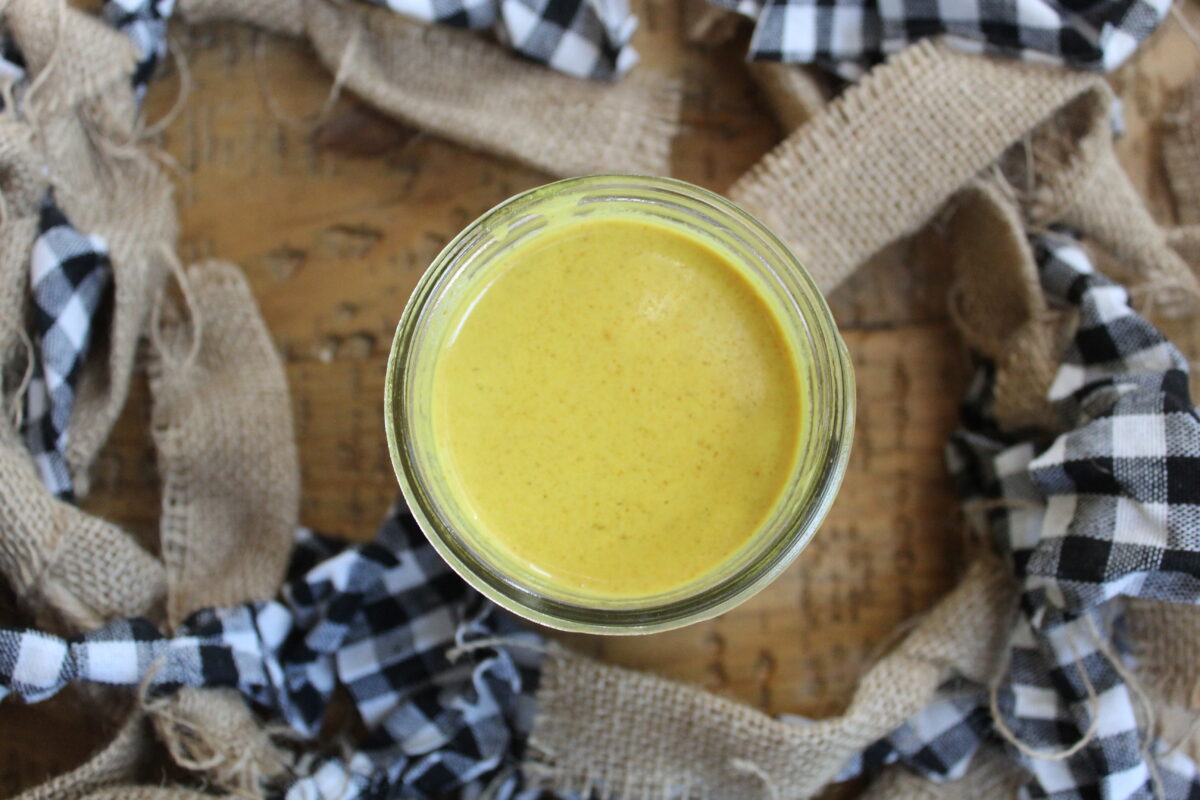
[142,260,299,796]
[1124,598,1200,769]
[1166,81,1200,270]
[4,0,179,489]
[727,39,1200,318]
[526,553,1016,798]
[149,261,298,627]
[0,4,297,797]
[946,178,1070,432]
[6,254,299,798]
[1172,226,1200,268]
[1126,599,1200,712]
[7,250,298,797]
[1165,77,1200,226]
[1039,142,1198,317]
[728,36,1196,425]
[730,39,1093,293]
[0,0,171,634]
[176,0,681,179]
[940,56,1200,427]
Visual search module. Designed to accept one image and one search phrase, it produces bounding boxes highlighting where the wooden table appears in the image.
[5,1,1200,792]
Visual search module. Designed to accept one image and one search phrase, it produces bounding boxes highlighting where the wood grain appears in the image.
[4,1,1200,793]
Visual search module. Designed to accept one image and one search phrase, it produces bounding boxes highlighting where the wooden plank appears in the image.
[4,1,1199,794]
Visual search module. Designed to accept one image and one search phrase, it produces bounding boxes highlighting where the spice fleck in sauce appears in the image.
[432,217,801,598]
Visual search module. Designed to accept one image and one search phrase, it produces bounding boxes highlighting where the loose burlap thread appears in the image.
[176,0,682,179]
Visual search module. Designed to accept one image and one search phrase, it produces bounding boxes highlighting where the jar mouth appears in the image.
[385,175,855,634]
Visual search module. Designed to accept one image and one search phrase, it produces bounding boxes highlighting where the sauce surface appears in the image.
[432,217,801,597]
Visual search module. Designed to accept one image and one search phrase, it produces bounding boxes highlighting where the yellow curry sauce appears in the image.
[432,217,802,598]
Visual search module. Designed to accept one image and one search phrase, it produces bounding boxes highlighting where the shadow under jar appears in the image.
[386,175,854,634]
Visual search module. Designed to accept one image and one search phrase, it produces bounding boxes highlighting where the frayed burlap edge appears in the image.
[525,553,1015,800]
[140,260,300,796]
[729,40,1103,295]
[178,0,682,178]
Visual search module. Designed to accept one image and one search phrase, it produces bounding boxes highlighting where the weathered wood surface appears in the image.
[4,0,1200,793]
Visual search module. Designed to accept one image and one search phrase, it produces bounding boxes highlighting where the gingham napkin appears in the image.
[103,0,175,99]
[0,511,546,800]
[108,0,637,82]
[0,28,112,503]
[840,231,1200,799]
[711,0,1172,79]
[21,201,113,501]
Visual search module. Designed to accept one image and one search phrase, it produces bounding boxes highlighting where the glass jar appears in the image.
[385,175,855,634]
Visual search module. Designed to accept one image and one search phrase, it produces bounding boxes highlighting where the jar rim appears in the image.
[385,175,855,634]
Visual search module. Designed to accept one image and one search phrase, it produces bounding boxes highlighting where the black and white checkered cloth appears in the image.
[104,0,636,82]
[366,0,638,78]
[0,8,133,503]
[21,200,113,501]
[103,0,176,100]
[836,231,1200,799]
[0,507,545,800]
[0,33,25,90]
[710,0,1172,79]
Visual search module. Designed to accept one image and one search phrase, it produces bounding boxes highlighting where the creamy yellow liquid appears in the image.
[432,217,801,597]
